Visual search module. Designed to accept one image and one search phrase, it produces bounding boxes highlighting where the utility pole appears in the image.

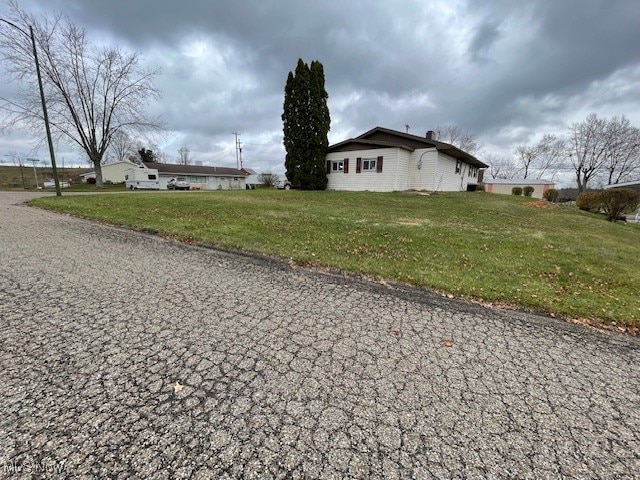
[26,158,39,188]
[18,157,26,189]
[0,19,61,196]
[239,141,243,170]
[232,132,241,169]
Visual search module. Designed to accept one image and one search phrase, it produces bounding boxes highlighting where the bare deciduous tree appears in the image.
[484,154,520,179]
[177,146,193,165]
[514,144,537,179]
[433,125,481,155]
[258,172,278,187]
[603,115,640,185]
[0,1,163,186]
[567,114,610,193]
[105,131,136,165]
[515,134,566,180]
[535,134,566,180]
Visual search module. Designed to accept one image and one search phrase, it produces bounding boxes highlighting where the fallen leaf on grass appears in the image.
[391,329,401,336]
[174,382,184,394]
[443,339,454,348]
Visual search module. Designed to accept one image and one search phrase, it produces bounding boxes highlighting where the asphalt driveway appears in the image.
[0,192,638,479]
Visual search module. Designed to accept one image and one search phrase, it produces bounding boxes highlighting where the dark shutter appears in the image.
[326,160,331,174]
[343,158,349,174]
[356,157,362,173]
[376,156,383,173]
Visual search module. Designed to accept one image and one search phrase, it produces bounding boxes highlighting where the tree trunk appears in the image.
[577,171,585,193]
[92,157,104,187]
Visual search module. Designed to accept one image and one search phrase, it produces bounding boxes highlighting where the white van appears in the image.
[125,167,160,190]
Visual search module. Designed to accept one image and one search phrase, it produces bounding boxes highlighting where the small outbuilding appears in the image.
[80,161,140,183]
[604,179,640,195]
[483,178,555,199]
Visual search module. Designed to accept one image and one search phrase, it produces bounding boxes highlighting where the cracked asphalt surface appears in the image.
[0,191,639,479]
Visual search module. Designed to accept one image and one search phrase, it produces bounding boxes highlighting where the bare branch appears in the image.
[484,154,521,179]
[177,146,193,165]
[0,1,164,186]
[433,125,481,155]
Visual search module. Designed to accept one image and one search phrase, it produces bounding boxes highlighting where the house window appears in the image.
[455,160,462,174]
[332,160,344,172]
[362,158,377,171]
[188,176,204,183]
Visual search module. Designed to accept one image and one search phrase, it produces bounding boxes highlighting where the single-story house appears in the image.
[325,127,488,192]
[604,179,640,195]
[80,160,140,183]
[483,178,555,199]
[142,162,247,190]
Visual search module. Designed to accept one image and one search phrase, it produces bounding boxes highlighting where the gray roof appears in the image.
[484,178,555,185]
[143,162,246,177]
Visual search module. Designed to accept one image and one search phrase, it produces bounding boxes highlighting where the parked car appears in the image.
[167,177,190,190]
[274,178,292,190]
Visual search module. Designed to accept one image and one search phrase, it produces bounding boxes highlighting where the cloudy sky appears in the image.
[1,0,639,184]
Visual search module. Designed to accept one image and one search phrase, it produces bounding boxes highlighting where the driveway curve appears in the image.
[0,192,638,479]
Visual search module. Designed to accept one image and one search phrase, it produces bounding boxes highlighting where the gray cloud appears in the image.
[1,0,639,178]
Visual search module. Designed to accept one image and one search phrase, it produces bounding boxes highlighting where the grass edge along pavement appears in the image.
[30,190,640,330]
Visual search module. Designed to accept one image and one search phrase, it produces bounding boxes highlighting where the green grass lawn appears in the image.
[30,190,640,329]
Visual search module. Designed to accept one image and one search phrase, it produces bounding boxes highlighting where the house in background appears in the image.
[483,178,555,199]
[325,127,488,192]
[80,160,139,183]
[142,162,247,190]
[604,179,640,194]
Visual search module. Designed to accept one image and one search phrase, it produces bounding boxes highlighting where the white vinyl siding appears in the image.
[326,148,400,192]
[100,161,140,183]
[326,146,480,192]
[408,148,438,190]
[436,152,474,191]
[158,174,245,190]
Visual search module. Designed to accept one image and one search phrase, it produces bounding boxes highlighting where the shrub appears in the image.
[543,188,559,202]
[476,184,485,192]
[512,187,523,196]
[576,191,602,212]
[86,177,96,185]
[523,186,535,197]
[600,188,640,222]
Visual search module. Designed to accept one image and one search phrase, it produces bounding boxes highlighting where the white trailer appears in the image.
[125,167,160,190]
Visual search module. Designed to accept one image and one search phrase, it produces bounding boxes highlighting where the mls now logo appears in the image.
[4,459,65,474]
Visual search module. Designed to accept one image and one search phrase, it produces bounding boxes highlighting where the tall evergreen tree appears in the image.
[282,59,330,190]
